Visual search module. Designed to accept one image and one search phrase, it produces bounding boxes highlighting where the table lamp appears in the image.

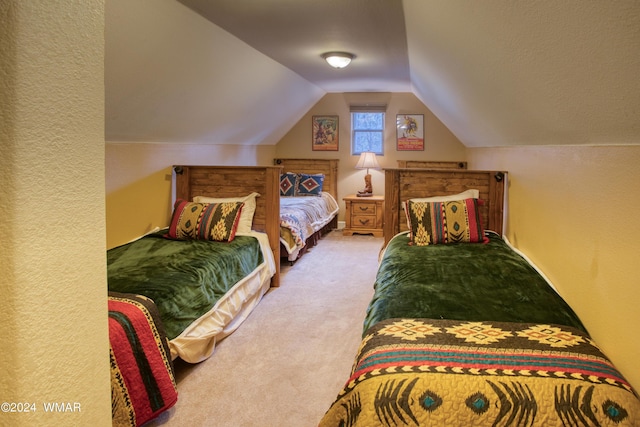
[355,152,380,197]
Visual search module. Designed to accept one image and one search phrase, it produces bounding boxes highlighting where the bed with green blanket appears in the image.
[364,232,586,333]
[107,229,275,363]
[320,233,640,427]
[319,231,640,426]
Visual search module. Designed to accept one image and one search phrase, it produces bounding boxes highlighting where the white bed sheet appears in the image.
[169,230,276,363]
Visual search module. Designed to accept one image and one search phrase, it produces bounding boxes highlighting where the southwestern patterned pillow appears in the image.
[296,173,324,196]
[192,192,259,234]
[405,198,485,246]
[280,172,297,197]
[167,199,244,242]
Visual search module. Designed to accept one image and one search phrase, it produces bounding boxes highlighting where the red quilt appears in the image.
[109,292,178,427]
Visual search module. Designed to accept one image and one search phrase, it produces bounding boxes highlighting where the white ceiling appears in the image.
[105,0,640,147]
[177,0,411,93]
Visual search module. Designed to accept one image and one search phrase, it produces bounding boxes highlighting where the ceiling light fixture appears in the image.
[322,52,355,69]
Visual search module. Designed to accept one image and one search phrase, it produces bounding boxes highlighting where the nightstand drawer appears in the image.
[352,202,377,216]
[351,215,376,228]
[342,194,384,237]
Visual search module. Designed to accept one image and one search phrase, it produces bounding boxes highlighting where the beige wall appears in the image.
[106,143,276,248]
[106,92,466,248]
[275,92,467,220]
[0,1,111,425]
[468,145,640,391]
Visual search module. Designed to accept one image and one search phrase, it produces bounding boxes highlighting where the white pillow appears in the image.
[409,189,479,203]
[192,192,259,234]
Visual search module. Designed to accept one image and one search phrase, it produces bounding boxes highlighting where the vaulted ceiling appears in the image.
[105,0,640,147]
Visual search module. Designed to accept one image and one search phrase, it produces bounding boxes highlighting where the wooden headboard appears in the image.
[173,165,282,287]
[384,168,506,246]
[273,158,339,201]
[397,160,467,169]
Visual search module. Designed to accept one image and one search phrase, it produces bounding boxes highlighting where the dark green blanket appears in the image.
[363,232,586,335]
[107,233,264,340]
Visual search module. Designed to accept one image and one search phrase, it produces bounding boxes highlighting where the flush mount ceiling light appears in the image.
[322,52,355,69]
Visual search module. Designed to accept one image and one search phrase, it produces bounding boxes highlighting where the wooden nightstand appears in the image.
[343,195,384,237]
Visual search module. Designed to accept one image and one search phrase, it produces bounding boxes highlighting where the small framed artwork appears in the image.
[312,115,339,151]
[396,114,424,151]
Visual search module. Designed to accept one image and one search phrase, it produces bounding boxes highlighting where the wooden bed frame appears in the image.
[273,158,340,261]
[273,158,339,203]
[384,168,506,246]
[173,165,282,287]
[397,160,467,169]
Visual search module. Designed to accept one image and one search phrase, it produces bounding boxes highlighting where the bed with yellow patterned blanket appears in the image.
[319,317,640,427]
[321,170,640,426]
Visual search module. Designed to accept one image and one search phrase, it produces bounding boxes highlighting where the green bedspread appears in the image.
[107,232,263,340]
[363,232,586,334]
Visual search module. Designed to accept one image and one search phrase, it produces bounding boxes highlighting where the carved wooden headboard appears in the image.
[273,158,339,201]
[384,168,506,246]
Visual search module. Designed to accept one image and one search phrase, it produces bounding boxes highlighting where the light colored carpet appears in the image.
[148,230,383,427]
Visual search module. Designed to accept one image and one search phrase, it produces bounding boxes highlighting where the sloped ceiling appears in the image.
[105,0,640,147]
[405,1,640,147]
[105,0,325,145]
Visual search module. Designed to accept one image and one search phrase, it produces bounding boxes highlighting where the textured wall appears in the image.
[468,145,640,392]
[0,1,110,425]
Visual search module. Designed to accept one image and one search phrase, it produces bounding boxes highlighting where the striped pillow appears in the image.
[167,200,244,242]
[405,198,485,246]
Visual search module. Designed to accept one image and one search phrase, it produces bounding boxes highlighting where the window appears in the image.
[351,111,384,155]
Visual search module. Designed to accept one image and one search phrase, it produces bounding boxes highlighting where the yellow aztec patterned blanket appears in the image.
[319,318,640,427]
[109,292,178,427]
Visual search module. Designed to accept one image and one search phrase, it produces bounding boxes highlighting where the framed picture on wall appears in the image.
[312,115,339,151]
[396,114,424,151]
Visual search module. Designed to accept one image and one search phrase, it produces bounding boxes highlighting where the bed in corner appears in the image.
[108,166,281,364]
[319,168,640,427]
[108,165,282,425]
[274,158,339,262]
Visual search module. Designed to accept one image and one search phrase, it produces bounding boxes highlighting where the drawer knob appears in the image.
[359,219,370,225]
[359,207,370,212]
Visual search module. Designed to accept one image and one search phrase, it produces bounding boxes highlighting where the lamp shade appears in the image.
[355,152,380,171]
[322,52,354,69]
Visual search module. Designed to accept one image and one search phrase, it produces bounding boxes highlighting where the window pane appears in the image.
[352,112,384,155]
[353,112,384,130]
[353,131,383,154]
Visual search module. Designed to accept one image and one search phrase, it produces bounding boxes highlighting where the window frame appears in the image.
[350,111,385,156]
